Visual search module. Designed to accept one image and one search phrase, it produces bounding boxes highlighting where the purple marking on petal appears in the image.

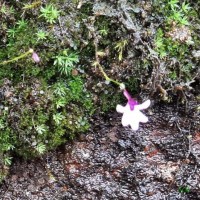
[32,52,40,63]
[128,99,138,110]
[123,90,138,110]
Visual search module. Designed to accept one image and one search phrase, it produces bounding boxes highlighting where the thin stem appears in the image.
[0,49,33,65]
[94,40,122,87]
[97,63,121,86]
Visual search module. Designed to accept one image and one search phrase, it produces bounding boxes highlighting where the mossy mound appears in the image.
[0,76,93,160]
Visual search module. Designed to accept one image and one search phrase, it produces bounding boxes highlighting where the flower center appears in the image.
[128,99,138,110]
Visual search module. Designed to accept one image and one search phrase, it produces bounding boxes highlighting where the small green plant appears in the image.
[53,113,65,125]
[16,19,28,29]
[166,0,191,25]
[53,82,66,96]
[35,143,46,154]
[168,11,189,25]
[153,0,192,57]
[7,19,28,39]
[154,27,190,58]
[53,49,79,76]
[9,6,15,15]
[35,124,47,134]
[0,3,8,14]
[40,4,60,24]
[114,39,128,61]
[169,71,177,80]
[36,30,49,41]
[0,3,15,15]
[55,98,67,108]
[181,2,191,13]
[67,77,84,100]
[99,26,108,36]
[167,0,179,10]
[7,27,17,38]
[0,119,5,129]
[0,171,8,183]
[155,29,166,57]
[178,186,190,193]
[3,156,12,166]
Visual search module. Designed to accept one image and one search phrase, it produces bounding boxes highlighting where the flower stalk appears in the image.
[0,48,38,65]
[97,62,122,86]
[94,40,123,88]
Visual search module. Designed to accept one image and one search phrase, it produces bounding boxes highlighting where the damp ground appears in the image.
[0,102,199,200]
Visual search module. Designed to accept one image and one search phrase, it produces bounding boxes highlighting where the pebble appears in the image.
[27,184,35,192]
[11,175,18,182]
[37,177,46,185]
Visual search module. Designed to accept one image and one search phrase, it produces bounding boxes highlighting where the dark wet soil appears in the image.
[0,102,200,200]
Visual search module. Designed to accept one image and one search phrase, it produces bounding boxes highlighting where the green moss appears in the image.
[154,28,190,58]
[0,76,94,159]
[152,0,199,87]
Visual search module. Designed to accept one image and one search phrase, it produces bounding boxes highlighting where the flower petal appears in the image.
[32,52,40,63]
[135,99,150,110]
[121,111,132,126]
[116,105,125,113]
[137,111,148,123]
[130,120,139,130]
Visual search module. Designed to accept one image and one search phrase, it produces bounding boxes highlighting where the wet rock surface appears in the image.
[0,103,200,200]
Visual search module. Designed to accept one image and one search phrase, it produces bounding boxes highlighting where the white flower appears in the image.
[116,90,150,130]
